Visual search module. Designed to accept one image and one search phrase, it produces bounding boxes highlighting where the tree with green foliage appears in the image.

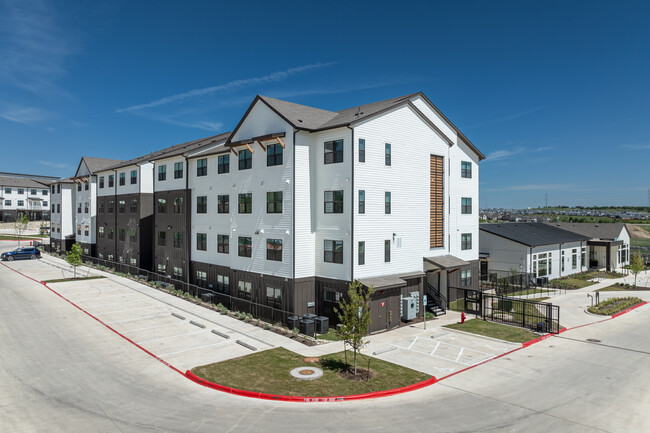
[13,214,29,245]
[335,280,375,375]
[629,253,644,288]
[66,242,83,279]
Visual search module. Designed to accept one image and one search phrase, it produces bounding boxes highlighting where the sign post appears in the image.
[423,294,427,330]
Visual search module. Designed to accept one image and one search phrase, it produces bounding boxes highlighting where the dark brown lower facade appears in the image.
[50,236,75,253]
[1,210,49,222]
[154,190,189,281]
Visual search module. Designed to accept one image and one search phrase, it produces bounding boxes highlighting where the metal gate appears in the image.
[448,287,561,334]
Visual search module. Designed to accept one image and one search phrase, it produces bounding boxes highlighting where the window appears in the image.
[77,184,81,192]
[238,149,252,170]
[18,188,24,194]
[266,239,282,261]
[238,281,252,300]
[30,189,37,195]
[107,228,114,240]
[173,197,183,213]
[196,196,207,213]
[385,192,391,214]
[572,248,578,269]
[561,251,565,272]
[51,185,55,193]
[238,236,252,257]
[43,189,48,196]
[108,174,114,187]
[461,233,472,250]
[57,204,60,213]
[324,290,342,303]
[173,267,183,278]
[43,201,48,207]
[17,200,24,207]
[461,197,472,214]
[119,172,125,186]
[324,240,343,264]
[174,162,183,179]
[217,195,229,213]
[4,200,10,206]
[84,202,89,213]
[98,227,104,237]
[461,161,472,178]
[119,256,124,263]
[77,203,81,213]
[98,253,104,259]
[158,231,166,246]
[238,193,252,214]
[77,225,81,235]
[324,190,343,213]
[107,200,114,213]
[130,258,137,266]
[359,190,365,214]
[582,246,587,267]
[196,233,207,251]
[158,165,166,181]
[118,229,125,241]
[130,170,137,184]
[385,240,391,262]
[197,158,207,176]
[118,200,125,213]
[533,253,551,277]
[130,229,137,242]
[217,234,229,254]
[461,270,472,287]
[3,188,10,194]
[267,143,283,166]
[174,232,182,248]
[196,271,207,288]
[157,263,166,273]
[385,143,391,166]
[51,204,55,213]
[358,241,365,265]
[324,139,344,164]
[218,154,229,174]
[359,139,365,163]
[266,286,282,308]
[130,199,137,213]
[157,198,166,213]
[84,226,89,236]
[99,176,104,188]
[267,192,282,213]
[217,275,229,293]
[57,185,60,193]
[56,225,60,233]
[85,183,88,191]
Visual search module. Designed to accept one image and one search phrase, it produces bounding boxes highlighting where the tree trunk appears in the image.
[354,349,357,375]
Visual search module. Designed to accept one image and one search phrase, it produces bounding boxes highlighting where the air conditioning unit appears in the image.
[402,297,417,321]
[536,276,549,286]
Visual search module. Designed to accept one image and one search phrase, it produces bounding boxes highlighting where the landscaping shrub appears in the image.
[588,297,643,315]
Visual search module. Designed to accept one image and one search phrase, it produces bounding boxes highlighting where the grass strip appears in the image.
[444,318,538,343]
[44,276,107,283]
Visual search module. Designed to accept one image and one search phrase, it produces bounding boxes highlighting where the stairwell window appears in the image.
[358,241,365,265]
[107,200,114,213]
[266,192,282,213]
[197,158,207,176]
[461,233,472,250]
[238,193,252,214]
[108,228,114,240]
[324,190,343,213]
[461,270,472,286]
[461,161,472,178]
[196,233,207,251]
[174,162,183,179]
[385,192,391,214]
[359,190,365,214]
[324,240,343,264]
[217,234,229,253]
[267,143,283,166]
[158,165,166,181]
[461,197,472,214]
[217,195,229,213]
[385,143,391,166]
[239,149,252,170]
[266,239,282,261]
[85,202,89,213]
[218,155,229,174]
[238,236,252,257]
[196,196,207,213]
[359,139,365,163]
[385,240,391,262]
[324,139,343,164]
[98,227,104,237]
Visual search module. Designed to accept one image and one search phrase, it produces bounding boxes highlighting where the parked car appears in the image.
[1,246,41,261]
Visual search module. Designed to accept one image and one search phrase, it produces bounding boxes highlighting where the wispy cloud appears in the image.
[467,106,544,129]
[620,144,650,150]
[0,0,75,96]
[0,106,52,125]
[116,62,339,113]
[485,146,552,162]
[37,160,68,169]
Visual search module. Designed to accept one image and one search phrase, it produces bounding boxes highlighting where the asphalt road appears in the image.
[1,260,648,433]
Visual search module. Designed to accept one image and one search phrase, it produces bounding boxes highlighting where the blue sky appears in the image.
[1,0,648,208]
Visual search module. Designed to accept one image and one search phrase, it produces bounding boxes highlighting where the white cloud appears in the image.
[467,106,544,129]
[0,106,52,125]
[485,146,552,162]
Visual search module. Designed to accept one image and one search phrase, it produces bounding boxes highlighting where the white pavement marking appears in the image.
[122,322,185,334]
[76,299,140,309]
[105,313,169,324]
[96,305,159,315]
[407,336,419,350]
[430,341,441,355]
[159,341,229,357]
[136,330,206,344]
[455,348,465,363]
[66,290,129,301]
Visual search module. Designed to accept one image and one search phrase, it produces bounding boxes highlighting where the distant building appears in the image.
[0,172,58,222]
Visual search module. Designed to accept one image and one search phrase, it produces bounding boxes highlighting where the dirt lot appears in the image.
[627,224,650,239]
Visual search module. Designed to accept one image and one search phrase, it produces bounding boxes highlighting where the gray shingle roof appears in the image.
[480,223,592,247]
[81,157,125,174]
[544,223,628,241]
[0,176,51,189]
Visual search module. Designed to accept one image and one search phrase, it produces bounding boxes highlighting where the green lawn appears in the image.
[631,238,650,248]
[444,318,538,343]
[549,278,595,290]
[191,348,431,397]
[316,329,342,341]
[45,276,106,283]
[507,288,553,297]
[580,271,624,279]
[0,234,46,240]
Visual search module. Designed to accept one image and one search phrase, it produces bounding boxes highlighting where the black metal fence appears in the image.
[448,286,561,334]
[480,271,564,298]
[46,249,296,327]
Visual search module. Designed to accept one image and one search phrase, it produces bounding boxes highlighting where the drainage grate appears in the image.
[586,338,601,343]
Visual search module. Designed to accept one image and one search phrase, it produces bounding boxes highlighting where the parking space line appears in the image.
[75,299,142,309]
[105,313,169,324]
[430,341,441,356]
[160,341,229,357]
[136,330,206,344]
[407,336,419,350]
[122,322,185,334]
[455,348,464,363]
[96,304,160,315]
[67,291,131,301]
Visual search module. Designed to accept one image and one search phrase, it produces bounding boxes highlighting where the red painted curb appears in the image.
[611,301,647,318]
[185,370,438,402]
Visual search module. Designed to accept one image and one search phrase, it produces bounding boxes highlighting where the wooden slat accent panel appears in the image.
[430,155,444,248]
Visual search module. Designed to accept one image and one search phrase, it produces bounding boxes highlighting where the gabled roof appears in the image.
[544,223,628,241]
[480,223,592,247]
[228,92,486,160]
[0,176,52,189]
[77,157,124,176]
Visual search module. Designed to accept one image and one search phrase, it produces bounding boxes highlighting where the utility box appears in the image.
[402,297,417,321]
[287,316,299,330]
[315,316,329,334]
[300,319,315,336]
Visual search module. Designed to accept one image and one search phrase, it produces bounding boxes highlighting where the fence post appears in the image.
[521,299,526,329]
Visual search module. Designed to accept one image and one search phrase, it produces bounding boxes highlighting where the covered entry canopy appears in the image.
[359,275,407,290]
[424,254,469,271]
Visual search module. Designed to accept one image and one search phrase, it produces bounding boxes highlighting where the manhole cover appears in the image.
[290,367,323,380]
[586,338,601,343]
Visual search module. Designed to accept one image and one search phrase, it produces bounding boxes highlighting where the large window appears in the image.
[461,270,472,286]
[119,172,125,186]
[461,197,472,214]
[118,200,125,213]
[108,174,114,187]
[461,233,472,250]
[217,195,229,213]
[158,231,166,246]
[157,198,166,213]
[385,143,391,166]
[324,190,343,213]
[266,286,282,309]
[267,143,283,166]
[218,155,229,174]
[359,139,365,163]
[130,199,137,213]
[158,165,166,181]
[196,196,207,213]
[174,162,183,179]
[238,281,252,300]
[385,240,391,262]
[217,275,229,293]
[174,232,182,248]
[173,197,183,213]
[358,190,365,214]
[196,271,207,288]
[238,236,252,257]
[572,248,578,269]
[324,240,343,264]
[85,202,89,213]
[197,158,207,176]
[533,253,552,277]
[130,170,137,184]
[266,239,282,261]
[107,200,114,213]
[217,234,229,253]
[324,139,344,164]
[267,191,282,213]
[238,193,252,214]
[196,233,207,251]
[358,241,365,265]
[239,149,252,170]
[461,161,472,178]
[99,176,104,188]
[385,192,391,214]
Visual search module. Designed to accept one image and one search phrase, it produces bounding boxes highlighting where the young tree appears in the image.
[335,280,375,375]
[13,214,29,245]
[629,253,644,288]
[66,242,83,279]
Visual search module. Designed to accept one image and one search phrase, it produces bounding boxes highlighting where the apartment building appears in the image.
[71,157,123,256]
[0,173,57,222]
[185,93,485,332]
[49,177,76,252]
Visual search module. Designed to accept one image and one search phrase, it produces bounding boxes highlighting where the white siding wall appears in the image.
[50,183,74,240]
[154,156,187,192]
[96,170,115,197]
[75,176,97,245]
[293,131,315,278]
[140,163,154,194]
[115,164,141,196]
[533,241,586,279]
[449,139,480,261]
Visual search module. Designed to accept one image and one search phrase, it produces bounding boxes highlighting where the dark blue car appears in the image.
[1,246,41,261]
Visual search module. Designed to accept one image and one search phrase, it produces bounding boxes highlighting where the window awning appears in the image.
[359,275,407,290]
[229,132,286,154]
[424,255,470,270]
